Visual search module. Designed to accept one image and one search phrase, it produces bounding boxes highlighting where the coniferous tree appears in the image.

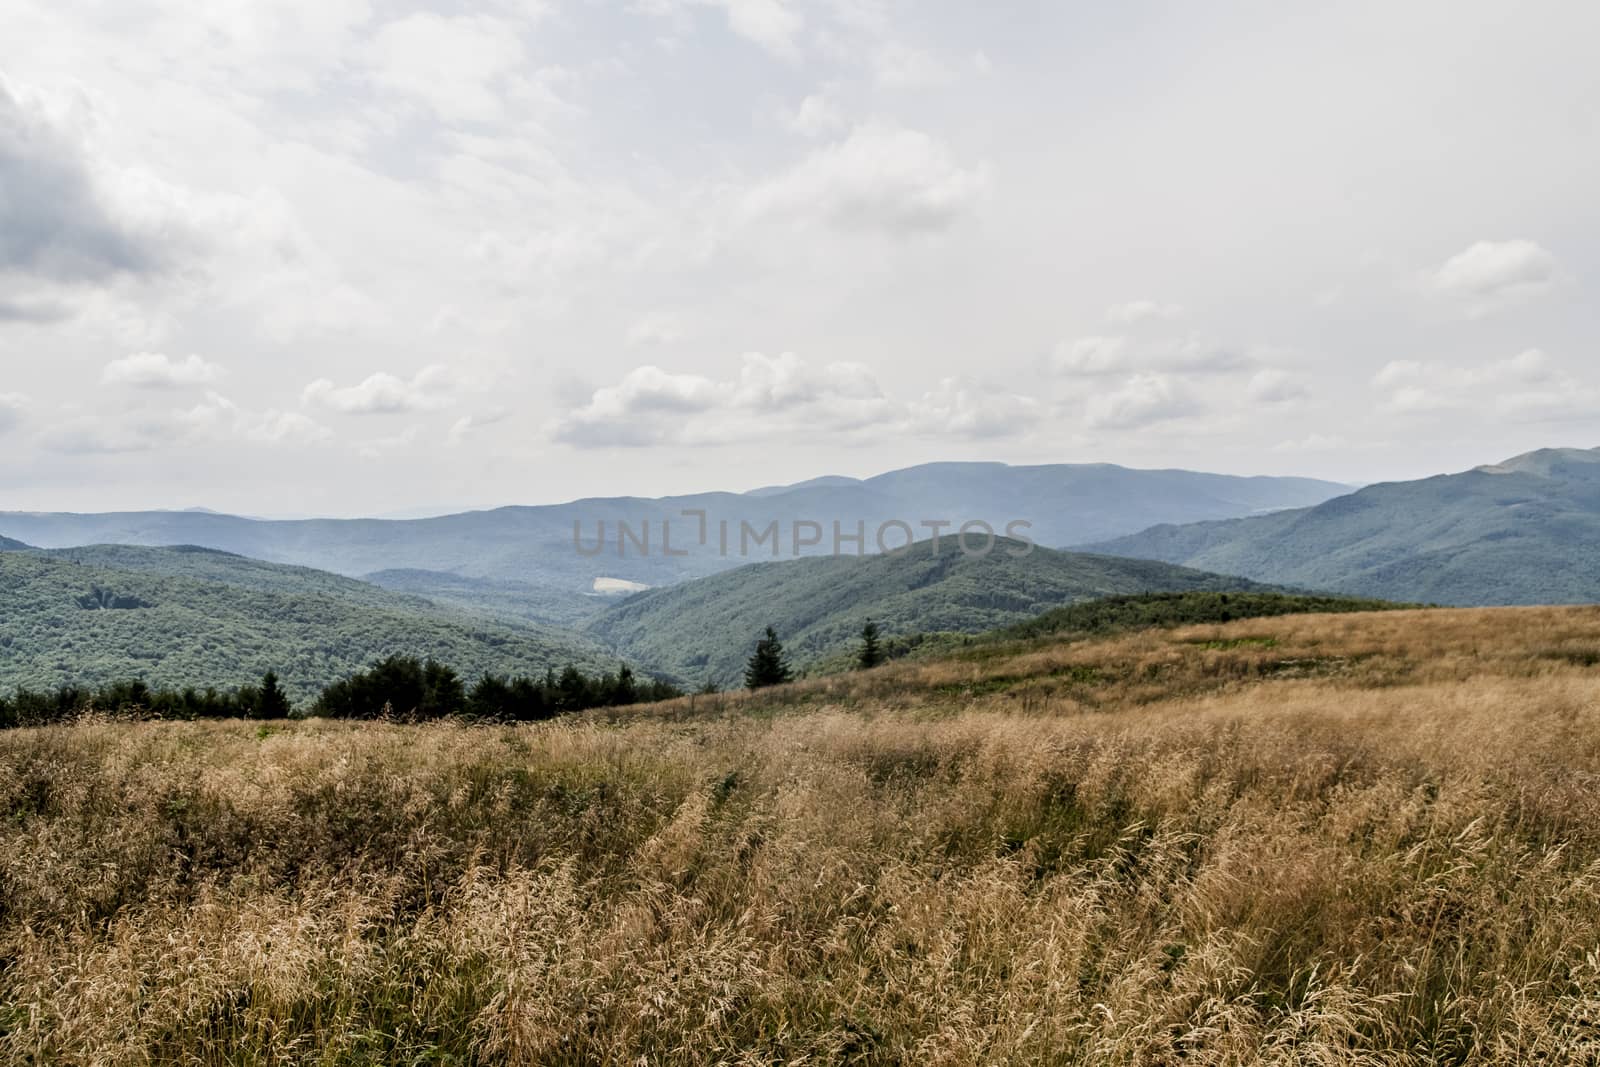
[611,663,637,706]
[256,671,291,719]
[744,626,794,690]
[857,620,884,670]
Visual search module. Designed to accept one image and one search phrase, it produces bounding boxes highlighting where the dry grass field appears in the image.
[5,606,1600,1064]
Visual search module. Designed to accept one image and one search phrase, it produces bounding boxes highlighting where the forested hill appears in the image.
[0,549,624,700]
[584,536,1272,685]
[0,535,31,551]
[1084,447,1600,605]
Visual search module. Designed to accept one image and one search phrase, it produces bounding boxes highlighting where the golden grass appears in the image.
[4,606,1600,1064]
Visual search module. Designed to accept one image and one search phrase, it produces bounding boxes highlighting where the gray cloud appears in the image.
[0,80,166,283]
[0,295,72,323]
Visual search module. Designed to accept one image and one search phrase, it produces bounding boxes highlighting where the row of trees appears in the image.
[0,673,291,729]
[0,659,680,729]
[312,657,680,721]
[1,624,890,725]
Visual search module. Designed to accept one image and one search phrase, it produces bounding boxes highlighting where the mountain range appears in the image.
[5,447,1600,699]
[1086,447,1600,605]
[0,462,1348,621]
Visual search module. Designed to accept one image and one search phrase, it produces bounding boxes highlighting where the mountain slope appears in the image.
[0,549,623,700]
[1085,447,1600,605]
[584,536,1271,684]
[0,536,30,551]
[0,463,1347,615]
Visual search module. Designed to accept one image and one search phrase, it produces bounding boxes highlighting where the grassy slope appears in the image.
[1086,447,1600,605]
[994,589,1411,640]
[5,605,1600,1062]
[802,590,1413,673]
[584,536,1272,685]
[0,549,623,700]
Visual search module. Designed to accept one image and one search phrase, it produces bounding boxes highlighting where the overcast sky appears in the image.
[2,1,1596,516]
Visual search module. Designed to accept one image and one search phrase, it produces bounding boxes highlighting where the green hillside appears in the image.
[0,550,623,701]
[41,544,443,610]
[1085,447,1600,606]
[0,536,31,551]
[584,536,1271,685]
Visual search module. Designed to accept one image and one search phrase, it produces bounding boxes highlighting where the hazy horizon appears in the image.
[0,450,1376,521]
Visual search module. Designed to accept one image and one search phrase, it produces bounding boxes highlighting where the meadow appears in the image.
[4,606,1600,1064]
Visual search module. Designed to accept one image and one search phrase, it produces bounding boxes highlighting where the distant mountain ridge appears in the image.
[0,462,1347,619]
[1085,447,1600,606]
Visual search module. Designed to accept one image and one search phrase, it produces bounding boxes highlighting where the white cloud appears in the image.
[1085,373,1200,430]
[302,366,455,415]
[178,392,333,445]
[1427,239,1560,315]
[362,14,530,123]
[873,44,952,88]
[1373,349,1576,417]
[742,123,989,235]
[907,378,1041,438]
[447,408,511,445]
[100,352,223,388]
[1107,300,1183,324]
[714,0,804,60]
[1246,368,1308,405]
[626,311,690,346]
[1052,336,1126,376]
[787,93,845,137]
[554,353,1035,447]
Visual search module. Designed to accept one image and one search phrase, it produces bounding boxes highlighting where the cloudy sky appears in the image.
[2,1,1596,516]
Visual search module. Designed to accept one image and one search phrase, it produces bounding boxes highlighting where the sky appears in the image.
[1,1,1596,517]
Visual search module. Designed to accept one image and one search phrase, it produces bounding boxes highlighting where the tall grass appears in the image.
[4,607,1600,1063]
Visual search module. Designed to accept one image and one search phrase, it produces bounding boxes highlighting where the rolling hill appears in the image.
[0,535,30,551]
[0,547,625,701]
[583,536,1272,684]
[0,462,1346,618]
[1085,447,1600,605]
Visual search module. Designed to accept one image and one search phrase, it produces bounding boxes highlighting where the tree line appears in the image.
[312,657,680,722]
[0,622,886,728]
[0,659,680,729]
